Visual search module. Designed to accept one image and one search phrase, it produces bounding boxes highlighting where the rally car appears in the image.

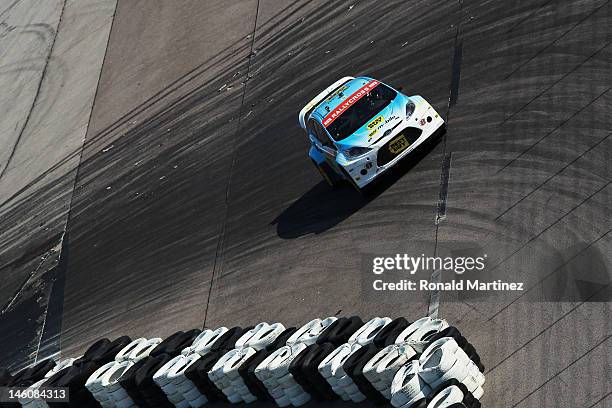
[298,76,445,192]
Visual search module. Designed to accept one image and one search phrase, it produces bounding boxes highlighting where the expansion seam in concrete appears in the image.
[485,284,611,375]
[203,0,261,327]
[0,0,67,181]
[428,0,463,318]
[496,132,611,220]
[509,333,611,407]
[36,0,120,362]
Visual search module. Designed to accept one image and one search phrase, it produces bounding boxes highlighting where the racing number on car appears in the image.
[389,134,409,154]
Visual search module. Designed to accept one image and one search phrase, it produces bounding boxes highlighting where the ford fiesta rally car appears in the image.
[299,76,445,192]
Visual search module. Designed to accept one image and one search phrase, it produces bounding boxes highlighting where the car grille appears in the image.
[377,127,423,166]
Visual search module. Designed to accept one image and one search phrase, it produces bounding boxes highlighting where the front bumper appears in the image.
[340,105,445,188]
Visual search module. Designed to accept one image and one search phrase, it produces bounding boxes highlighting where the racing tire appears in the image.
[342,343,387,405]
[316,316,364,347]
[288,343,338,401]
[373,317,410,348]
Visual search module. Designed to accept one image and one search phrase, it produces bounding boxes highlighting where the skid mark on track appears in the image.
[496,132,611,220]
[501,41,612,125]
[503,0,610,80]
[436,152,452,225]
[429,0,463,317]
[497,87,611,174]
[509,334,612,407]
[487,227,612,322]
[203,0,261,327]
[0,0,66,181]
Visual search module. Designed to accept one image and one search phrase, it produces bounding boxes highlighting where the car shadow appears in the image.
[272,134,443,239]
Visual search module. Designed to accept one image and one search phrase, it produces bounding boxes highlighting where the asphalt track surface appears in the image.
[1,0,611,407]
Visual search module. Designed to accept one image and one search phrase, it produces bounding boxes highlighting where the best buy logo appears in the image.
[367,115,384,130]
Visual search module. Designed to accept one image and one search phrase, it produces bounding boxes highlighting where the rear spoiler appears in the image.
[298,76,355,130]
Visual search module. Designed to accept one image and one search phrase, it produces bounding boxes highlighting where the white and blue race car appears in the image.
[299,76,445,192]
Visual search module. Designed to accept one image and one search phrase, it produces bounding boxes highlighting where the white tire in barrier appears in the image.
[472,385,484,400]
[128,338,162,362]
[167,353,208,407]
[410,319,449,342]
[466,360,485,385]
[85,361,117,406]
[274,394,292,407]
[187,394,208,408]
[44,358,76,379]
[153,355,187,404]
[101,360,135,406]
[395,317,433,343]
[237,323,285,351]
[318,343,361,379]
[425,385,464,407]
[419,347,461,384]
[419,338,459,366]
[115,338,147,362]
[390,361,431,408]
[283,383,303,398]
[269,385,285,399]
[347,387,367,403]
[290,391,311,406]
[426,355,470,390]
[193,327,228,356]
[348,317,392,346]
[286,317,337,347]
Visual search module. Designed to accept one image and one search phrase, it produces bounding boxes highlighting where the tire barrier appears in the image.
[234,323,286,351]
[3,315,484,408]
[363,342,418,400]
[208,348,259,403]
[254,344,309,407]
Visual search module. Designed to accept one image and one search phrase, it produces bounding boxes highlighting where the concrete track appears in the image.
[0,0,610,406]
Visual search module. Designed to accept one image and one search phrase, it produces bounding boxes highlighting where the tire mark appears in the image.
[503,0,610,80]
[436,152,452,224]
[0,0,20,20]
[429,0,462,317]
[496,87,610,174]
[496,132,611,220]
[587,391,612,408]
[505,0,554,34]
[0,0,66,181]
[486,287,611,376]
[488,181,610,274]
[510,334,612,407]
[501,41,611,125]
[487,228,612,322]
[203,0,261,327]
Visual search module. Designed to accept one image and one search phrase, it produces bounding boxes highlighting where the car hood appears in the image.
[335,97,407,149]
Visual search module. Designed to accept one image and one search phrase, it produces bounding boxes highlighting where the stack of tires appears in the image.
[1,314,485,408]
[316,317,392,402]
[390,334,485,408]
[207,323,286,404]
[82,337,160,408]
[253,317,337,407]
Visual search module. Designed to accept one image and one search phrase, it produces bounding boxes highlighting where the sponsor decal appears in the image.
[323,80,381,127]
[420,118,426,126]
[367,115,384,130]
[368,129,378,141]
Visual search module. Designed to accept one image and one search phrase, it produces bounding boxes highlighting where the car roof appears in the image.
[310,76,374,123]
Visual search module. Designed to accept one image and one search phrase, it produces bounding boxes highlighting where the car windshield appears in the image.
[326,84,397,141]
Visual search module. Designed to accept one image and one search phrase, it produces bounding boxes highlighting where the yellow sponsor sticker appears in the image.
[367,115,384,130]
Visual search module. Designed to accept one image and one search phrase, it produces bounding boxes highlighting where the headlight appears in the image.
[406,101,416,119]
[342,146,372,159]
